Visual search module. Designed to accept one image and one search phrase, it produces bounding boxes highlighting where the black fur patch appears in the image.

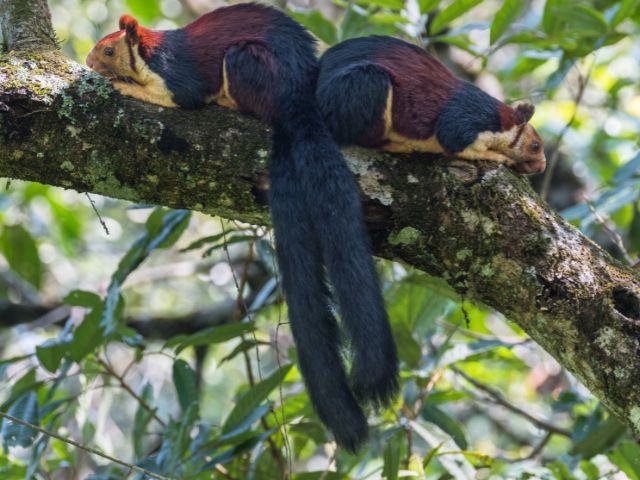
[316,61,390,145]
[435,82,501,153]
[146,30,211,109]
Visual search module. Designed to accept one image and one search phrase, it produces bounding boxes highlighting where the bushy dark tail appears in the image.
[269,94,399,451]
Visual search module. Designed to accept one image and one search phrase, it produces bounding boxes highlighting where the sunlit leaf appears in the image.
[124,0,162,22]
[611,0,640,27]
[430,0,483,34]
[222,364,292,435]
[382,429,404,480]
[290,10,338,45]
[166,322,255,354]
[1,225,42,289]
[608,440,640,480]
[490,0,523,44]
[422,403,468,449]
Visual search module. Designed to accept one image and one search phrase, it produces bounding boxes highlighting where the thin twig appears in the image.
[98,358,166,427]
[453,367,571,438]
[0,411,173,480]
[584,196,634,265]
[270,231,293,478]
[541,58,595,199]
[219,220,288,478]
[85,193,109,235]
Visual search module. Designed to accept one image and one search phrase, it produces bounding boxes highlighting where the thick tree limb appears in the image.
[0,0,57,52]
[2,47,640,436]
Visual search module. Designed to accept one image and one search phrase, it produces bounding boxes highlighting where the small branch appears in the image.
[453,367,571,438]
[0,0,57,51]
[584,196,634,265]
[98,358,166,428]
[541,59,595,199]
[0,411,173,480]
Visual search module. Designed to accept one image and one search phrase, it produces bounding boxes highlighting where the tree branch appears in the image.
[2,46,640,436]
[0,0,57,52]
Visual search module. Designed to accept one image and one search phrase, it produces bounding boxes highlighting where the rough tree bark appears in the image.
[2,0,640,438]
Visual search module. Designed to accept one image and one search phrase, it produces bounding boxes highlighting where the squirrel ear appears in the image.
[119,15,140,44]
[515,103,535,125]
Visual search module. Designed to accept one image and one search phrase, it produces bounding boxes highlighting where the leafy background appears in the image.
[1,0,640,478]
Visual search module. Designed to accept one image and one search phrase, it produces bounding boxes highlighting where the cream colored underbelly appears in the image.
[206,59,239,110]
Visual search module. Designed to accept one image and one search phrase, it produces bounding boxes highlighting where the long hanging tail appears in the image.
[269,93,399,451]
[269,121,368,452]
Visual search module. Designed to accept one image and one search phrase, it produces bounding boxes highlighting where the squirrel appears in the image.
[316,36,546,175]
[86,4,398,452]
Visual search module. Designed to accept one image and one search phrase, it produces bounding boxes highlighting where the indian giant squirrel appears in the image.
[86,3,398,452]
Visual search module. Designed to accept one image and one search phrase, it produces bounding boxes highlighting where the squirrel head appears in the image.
[86,15,160,85]
[498,103,546,174]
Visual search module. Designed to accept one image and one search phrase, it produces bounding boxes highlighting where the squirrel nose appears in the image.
[86,54,94,69]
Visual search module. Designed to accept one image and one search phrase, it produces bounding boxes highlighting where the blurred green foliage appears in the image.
[1,0,640,479]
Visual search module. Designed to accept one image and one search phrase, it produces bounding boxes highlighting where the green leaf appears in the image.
[219,403,270,439]
[423,442,444,468]
[1,369,42,412]
[570,415,626,458]
[102,210,190,334]
[180,231,230,252]
[63,290,102,308]
[437,340,510,367]
[166,322,255,354]
[124,0,162,22]
[289,11,338,45]
[613,151,640,184]
[419,0,440,13]
[1,225,42,289]
[1,392,40,448]
[356,0,404,8]
[607,440,640,479]
[611,0,640,27]
[580,460,601,480]
[490,0,523,44]
[146,208,192,249]
[35,321,73,373]
[430,0,483,34]
[173,360,198,413]
[36,341,67,373]
[133,383,154,460]
[222,364,293,435]
[422,403,468,449]
[202,235,259,257]
[69,304,105,362]
[220,339,269,364]
[382,430,404,480]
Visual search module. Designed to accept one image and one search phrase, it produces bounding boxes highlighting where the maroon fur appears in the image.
[498,103,535,132]
[375,45,463,139]
[182,4,276,97]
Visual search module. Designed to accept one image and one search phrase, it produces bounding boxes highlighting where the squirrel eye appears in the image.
[531,142,540,153]
[104,47,114,56]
